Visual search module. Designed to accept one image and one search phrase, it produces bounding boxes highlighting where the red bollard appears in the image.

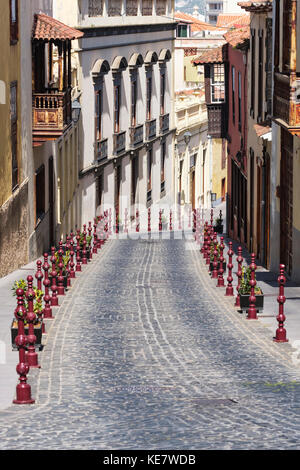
[136,209,140,232]
[57,241,65,295]
[201,222,208,254]
[93,220,98,254]
[192,209,196,232]
[159,209,162,231]
[225,242,234,296]
[76,230,82,271]
[206,226,212,265]
[42,253,53,321]
[13,288,35,404]
[217,237,225,287]
[212,235,219,279]
[88,222,93,259]
[25,276,40,369]
[65,235,71,287]
[247,253,258,319]
[148,208,151,232]
[235,247,243,307]
[50,247,59,306]
[69,234,76,279]
[274,264,289,342]
[35,260,43,292]
[108,209,112,236]
[210,208,214,228]
[170,209,173,231]
[82,225,88,264]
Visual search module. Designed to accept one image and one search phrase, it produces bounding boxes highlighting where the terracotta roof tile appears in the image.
[224,26,250,48]
[175,11,226,32]
[33,13,84,41]
[216,14,250,28]
[238,0,273,12]
[254,122,271,137]
[192,45,227,65]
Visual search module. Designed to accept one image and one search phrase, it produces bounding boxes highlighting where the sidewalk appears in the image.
[204,201,300,349]
[0,259,41,409]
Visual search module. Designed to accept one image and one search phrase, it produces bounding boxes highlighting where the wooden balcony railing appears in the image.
[129,124,143,148]
[95,138,108,162]
[32,88,72,143]
[145,119,156,140]
[113,130,126,155]
[273,73,300,127]
[159,113,169,134]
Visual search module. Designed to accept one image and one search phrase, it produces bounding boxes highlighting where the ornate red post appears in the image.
[50,247,59,306]
[57,241,65,295]
[148,208,151,232]
[69,234,76,279]
[76,230,82,271]
[225,242,234,296]
[201,221,208,254]
[136,209,140,232]
[43,253,53,321]
[88,222,93,259]
[211,233,219,279]
[25,276,40,369]
[210,208,214,228]
[247,253,258,319]
[206,226,212,265]
[93,219,98,254]
[274,264,289,342]
[13,288,35,404]
[82,225,88,264]
[235,247,243,307]
[170,209,173,231]
[203,223,209,259]
[159,209,162,231]
[108,208,112,236]
[217,237,225,287]
[65,236,71,287]
[35,260,43,291]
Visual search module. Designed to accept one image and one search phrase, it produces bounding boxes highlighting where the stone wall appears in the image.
[0,182,29,278]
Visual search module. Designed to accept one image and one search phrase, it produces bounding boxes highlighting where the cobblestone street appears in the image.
[1,234,300,450]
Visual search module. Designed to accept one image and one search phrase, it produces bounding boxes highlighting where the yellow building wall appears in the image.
[0,1,21,207]
[212,138,227,201]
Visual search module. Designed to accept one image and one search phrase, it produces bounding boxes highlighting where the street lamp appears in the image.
[183,130,192,145]
[72,99,81,123]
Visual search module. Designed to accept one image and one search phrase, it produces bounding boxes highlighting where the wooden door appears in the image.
[115,165,121,219]
[264,154,271,268]
[191,170,195,210]
[280,129,293,275]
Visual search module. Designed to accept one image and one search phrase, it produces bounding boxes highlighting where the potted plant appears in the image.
[49,250,70,287]
[79,233,92,259]
[209,243,226,273]
[238,266,264,312]
[11,280,43,350]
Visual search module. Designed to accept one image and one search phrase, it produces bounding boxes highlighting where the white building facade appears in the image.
[56,0,176,227]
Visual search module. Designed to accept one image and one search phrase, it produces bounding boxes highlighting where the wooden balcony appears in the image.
[159,113,169,134]
[145,119,156,141]
[95,138,108,162]
[207,103,227,138]
[32,88,72,145]
[113,130,126,155]
[129,124,144,148]
[273,72,300,131]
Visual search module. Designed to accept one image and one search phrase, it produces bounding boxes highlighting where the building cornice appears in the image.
[77,22,177,39]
